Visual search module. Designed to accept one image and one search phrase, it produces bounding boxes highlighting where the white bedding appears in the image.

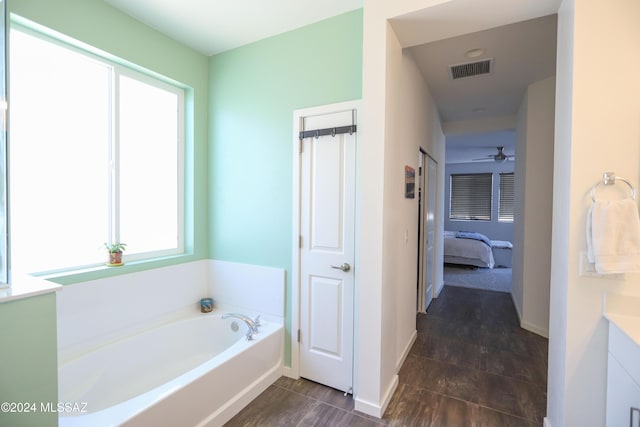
[444,231,495,268]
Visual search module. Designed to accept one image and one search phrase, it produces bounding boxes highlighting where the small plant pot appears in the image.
[107,251,123,266]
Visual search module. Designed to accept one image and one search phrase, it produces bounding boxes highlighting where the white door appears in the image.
[417,155,426,311]
[298,107,356,393]
[424,156,437,309]
[417,152,437,312]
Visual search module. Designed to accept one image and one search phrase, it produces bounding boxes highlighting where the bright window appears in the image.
[449,173,493,221]
[499,172,515,222]
[9,27,184,274]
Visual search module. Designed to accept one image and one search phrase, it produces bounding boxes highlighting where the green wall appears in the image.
[209,10,363,364]
[0,4,362,426]
[0,294,58,427]
[2,1,209,426]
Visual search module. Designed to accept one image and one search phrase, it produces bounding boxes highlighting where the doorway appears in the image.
[417,150,438,313]
[291,100,359,394]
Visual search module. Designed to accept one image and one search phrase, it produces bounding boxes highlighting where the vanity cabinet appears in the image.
[606,320,640,427]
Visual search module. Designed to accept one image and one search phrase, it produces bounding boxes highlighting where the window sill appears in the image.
[30,253,195,286]
[0,274,62,304]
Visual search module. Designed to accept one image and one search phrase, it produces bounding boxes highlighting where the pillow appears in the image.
[455,231,492,247]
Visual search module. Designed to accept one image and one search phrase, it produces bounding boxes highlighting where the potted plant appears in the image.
[104,242,127,266]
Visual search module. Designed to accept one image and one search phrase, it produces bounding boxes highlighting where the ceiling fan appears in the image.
[472,146,514,162]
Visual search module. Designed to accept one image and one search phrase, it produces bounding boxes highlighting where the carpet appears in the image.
[443,264,512,293]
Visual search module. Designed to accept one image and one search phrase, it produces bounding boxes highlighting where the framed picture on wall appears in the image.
[405,166,415,199]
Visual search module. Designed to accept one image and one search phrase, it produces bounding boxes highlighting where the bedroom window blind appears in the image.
[499,172,515,222]
[449,173,492,221]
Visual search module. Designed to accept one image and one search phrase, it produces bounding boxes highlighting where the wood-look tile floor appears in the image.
[225,285,548,426]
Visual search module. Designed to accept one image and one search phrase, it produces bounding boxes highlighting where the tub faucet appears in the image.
[222,313,258,340]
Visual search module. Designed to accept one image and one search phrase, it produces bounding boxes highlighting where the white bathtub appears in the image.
[58,313,283,427]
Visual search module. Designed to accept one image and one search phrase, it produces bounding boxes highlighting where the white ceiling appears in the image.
[104,0,363,56]
[446,130,516,164]
[409,15,557,123]
[104,0,558,164]
[406,14,557,163]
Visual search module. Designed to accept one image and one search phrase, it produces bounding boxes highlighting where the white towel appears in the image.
[587,198,640,274]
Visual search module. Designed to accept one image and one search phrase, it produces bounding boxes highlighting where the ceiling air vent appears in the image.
[449,58,493,80]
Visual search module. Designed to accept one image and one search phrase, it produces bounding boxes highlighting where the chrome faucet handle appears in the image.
[222,312,258,338]
[253,315,261,329]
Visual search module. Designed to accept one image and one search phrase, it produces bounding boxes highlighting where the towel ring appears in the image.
[590,172,636,202]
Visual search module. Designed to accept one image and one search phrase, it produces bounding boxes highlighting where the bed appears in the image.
[444,230,513,269]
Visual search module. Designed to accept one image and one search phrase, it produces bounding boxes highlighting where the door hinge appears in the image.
[297,329,301,343]
[299,139,303,154]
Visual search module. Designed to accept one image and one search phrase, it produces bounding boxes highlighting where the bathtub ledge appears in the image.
[0,274,61,303]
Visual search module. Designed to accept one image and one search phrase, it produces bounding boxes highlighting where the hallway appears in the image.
[225,285,548,426]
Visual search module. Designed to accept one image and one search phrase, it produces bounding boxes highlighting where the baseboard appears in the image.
[511,292,549,338]
[521,320,549,338]
[380,374,399,416]
[509,286,549,339]
[543,417,552,427]
[354,396,383,418]
[396,330,417,373]
[435,281,445,297]
[354,374,398,419]
[282,366,297,379]
[510,291,523,323]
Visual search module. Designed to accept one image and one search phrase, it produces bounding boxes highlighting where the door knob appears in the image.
[331,263,351,272]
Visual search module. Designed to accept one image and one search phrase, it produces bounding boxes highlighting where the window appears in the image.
[499,172,515,222]
[449,173,492,221]
[0,1,6,285]
[9,27,184,274]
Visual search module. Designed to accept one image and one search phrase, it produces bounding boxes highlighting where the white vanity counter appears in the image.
[604,293,640,427]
